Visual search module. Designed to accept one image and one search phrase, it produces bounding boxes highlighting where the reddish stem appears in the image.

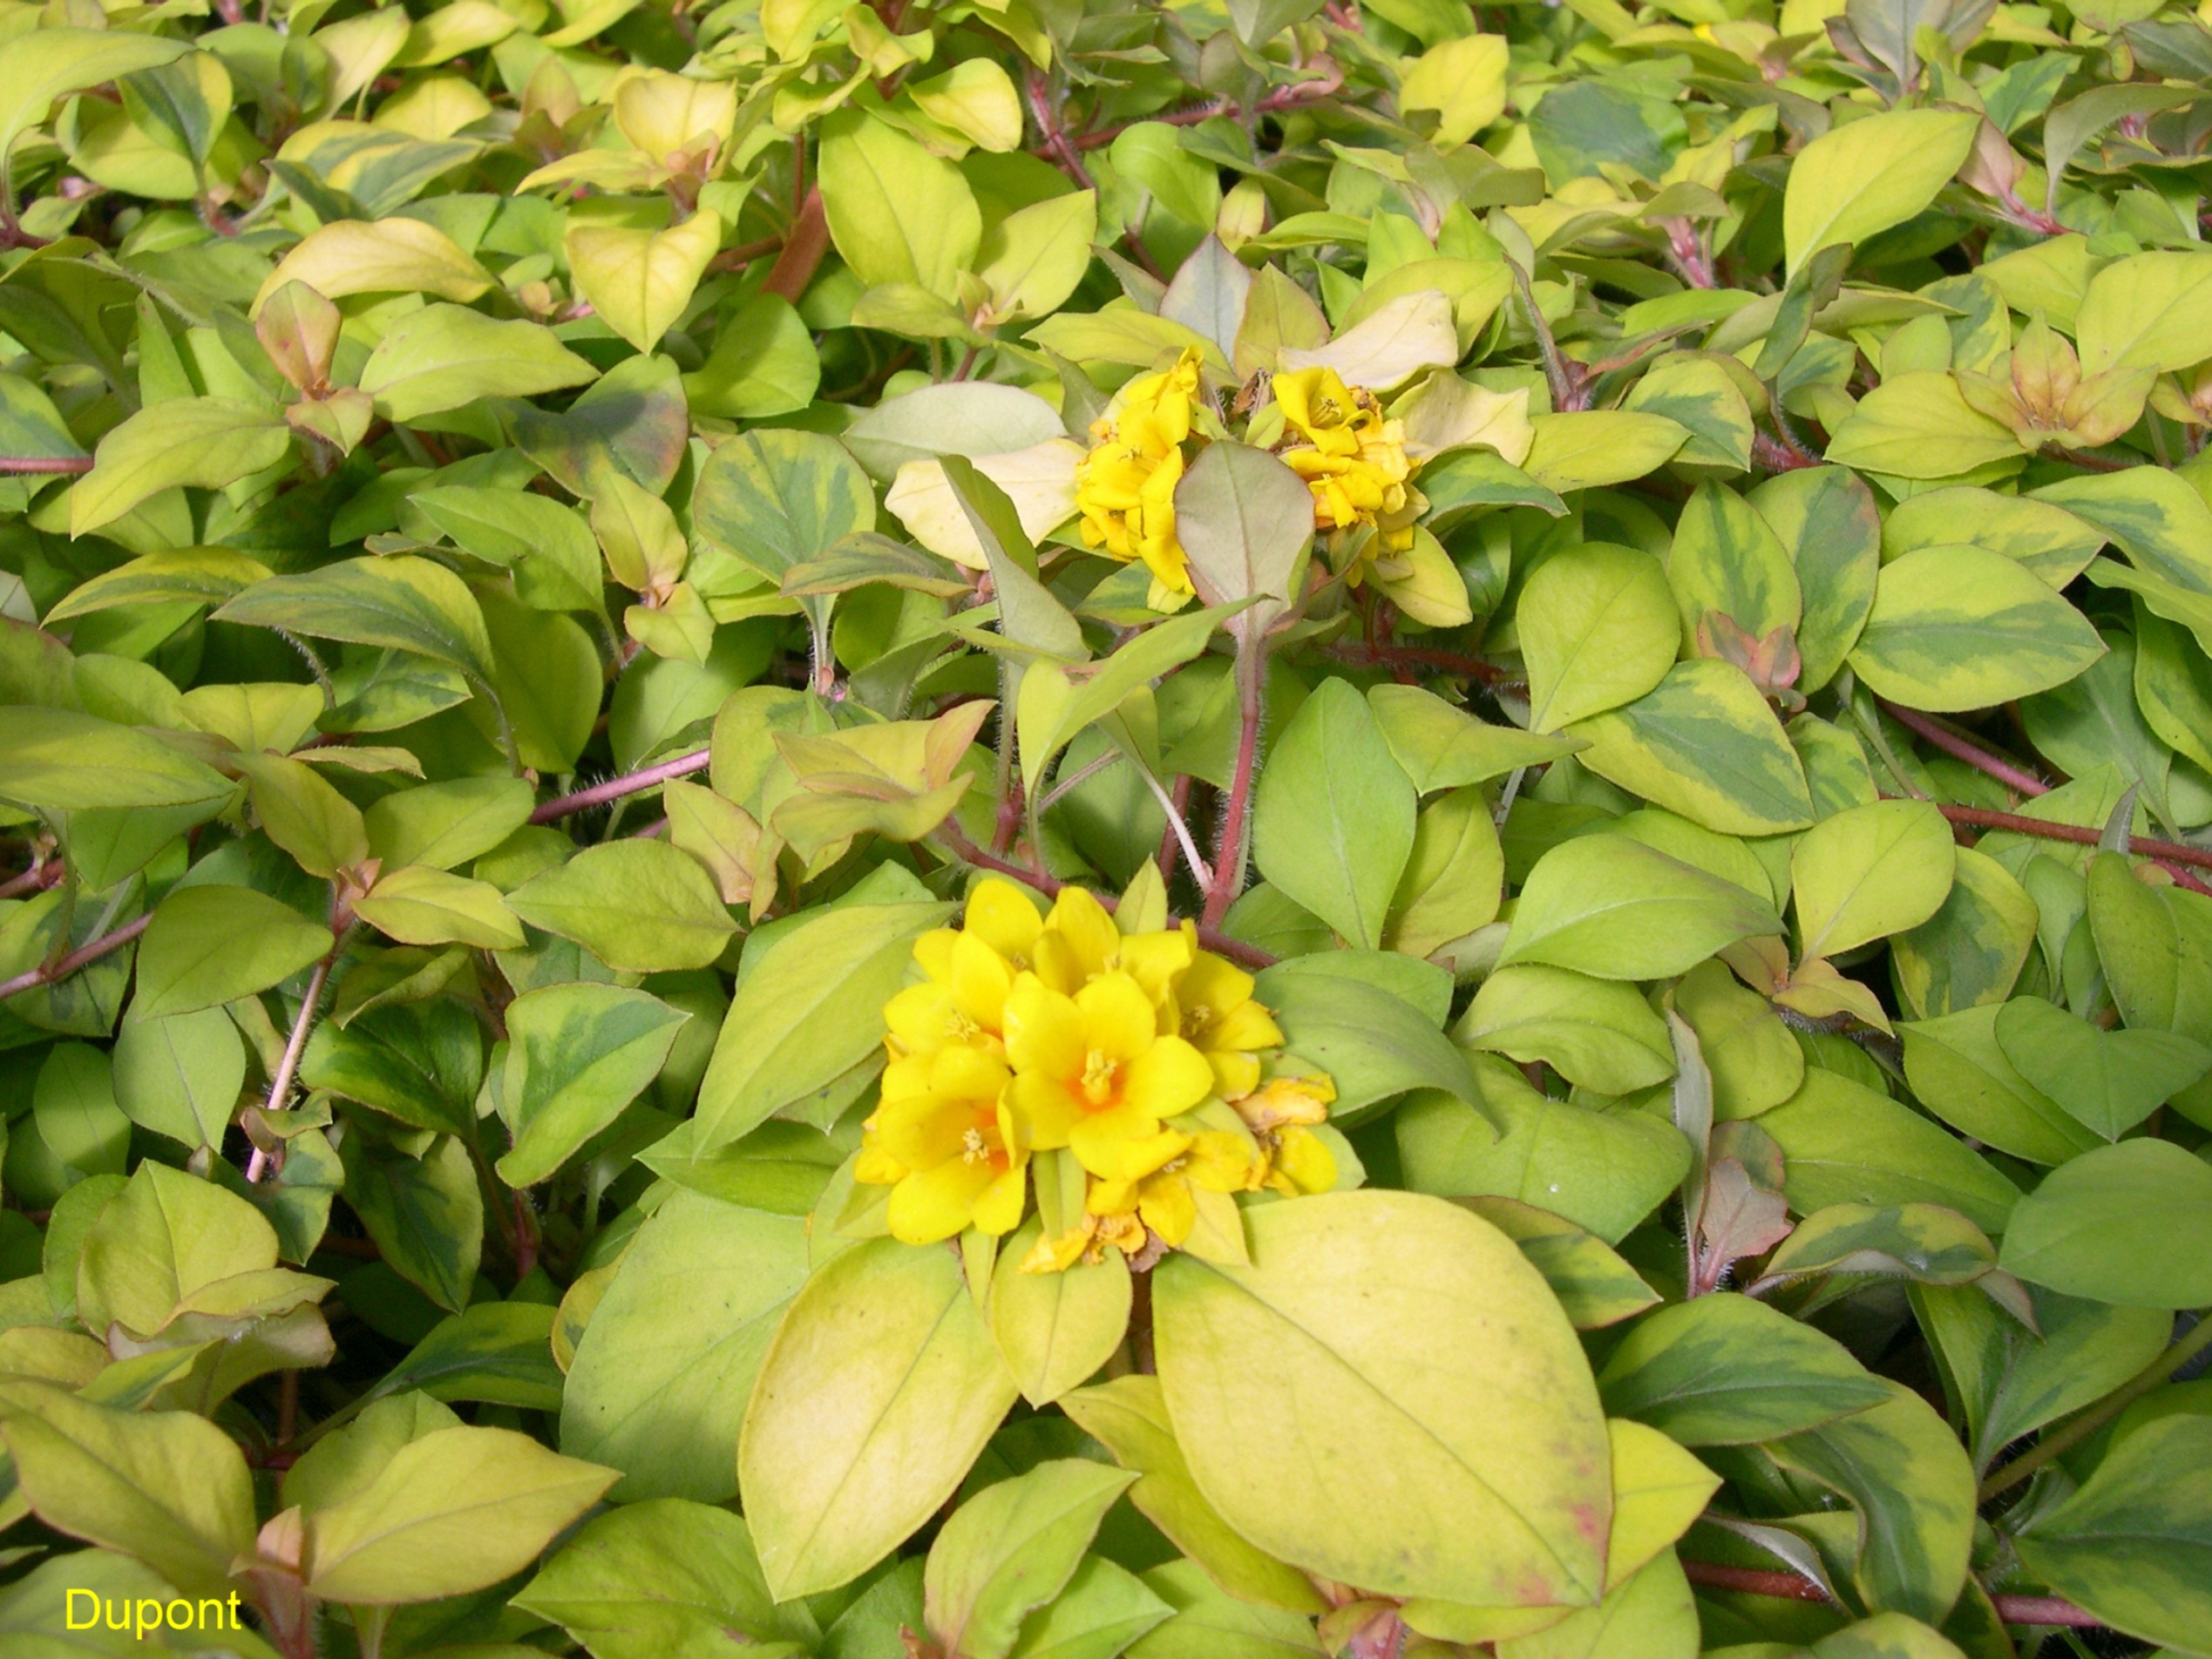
[0,862,60,899]
[1204,639,1266,930]
[1679,1562,2099,1628]
[1751,430,1821,471]
[1880,701,2049,796]
[0,911,151,1002]
[761,188,830,303]
[1929,802,2212,871]
[709,233,785,273]
[935,822,1274,970]
[530,748,712,823]
[0,455,92,474]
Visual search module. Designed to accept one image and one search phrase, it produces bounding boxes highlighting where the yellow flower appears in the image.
[883,878,1044,1062]
[856,1046,1028,1243]
[1231,1073,1339,1196]
[1174,950,1284,1100]
[1032,885,1194,1012]
[1074,348,1204,597]
[1004,969,1214,1180]
[1087,1129,1255,1249]
[1270,367,1420,569]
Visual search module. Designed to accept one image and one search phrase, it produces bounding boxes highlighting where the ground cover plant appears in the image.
[2,0,2212,1655]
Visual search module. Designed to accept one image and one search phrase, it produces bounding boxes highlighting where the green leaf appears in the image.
[254,216,495,311]
[302,1423,615,1603]
[1992,995,2210,1140]
[1061,1375,1325,1615]
[1521,411,1686,492]
[0,1385,254,1597]
[1259,960,1476,1126]
[1761,1070,2020,1237]
[356,864,526,951]
[1499,833,1784,980]
[686,292,822,420]
[68,396,291,536]
[343,1135,483,1313]
[1898,1003,2101,1165]
[135,885,333,1019]
[1666,481,1801,647]
[495,984,689,1186]
[0,29,189,175]
[516,1498,819,1659]
[2087,850,2212,1057]
[0,708,236,815]
[1395,1067,1688,1243]
[1171,439,1315,642]
[1368,684,1585,790]
[2074,249,2212,376]
[1768,1380,1974,1625]
[989,1217,1131,1407]
[691,899,950,1149]
[1008,1554,1172,1659]
[567,207,723,354]
[1912,1282,2169,1472]
[739,1236,1017,1600]
[2015,1416,2212,1652]
[1782,109,1978,275]
[214,554,495,682]
[1460,965,1674,1095]
[1456,1197,1662,1330]
[1848,545,2105,712]
[408,488,604,614]
[1252,679,1417,950]
[1757,1202,1998,1292]
[352,1301,567,1414]
[1998,1138,2212,1308]
[506,840,737,973]
[691,426,873,646]
[977,190,1099,323]
[1792,799,1957,960]
[1596,1292,1889,1445]
[563,1191,810,1502]
[818,109,980,301]
[357,305,597,423]
[45,546,275,621]
[1154,1189,1612,1608]
[112,1007,244,1151]
[925,1460,1138,1659]
[75,1160,317,1338]
[1518,543,1679,734]
[1569,660,1816,836]
[1823,373,2024,482]
[1125,1559,1324,1659]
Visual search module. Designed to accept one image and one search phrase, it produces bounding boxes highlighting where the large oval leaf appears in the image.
[1154,1189,1611,1608]
[739,1237,1017,1600]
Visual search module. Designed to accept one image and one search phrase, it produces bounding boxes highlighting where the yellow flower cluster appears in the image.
[1073,349,1204,599]
[855,878,1337,1268]
[1272,367,1420,567]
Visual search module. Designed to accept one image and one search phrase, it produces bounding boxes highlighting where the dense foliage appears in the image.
[2,0,2212,1656]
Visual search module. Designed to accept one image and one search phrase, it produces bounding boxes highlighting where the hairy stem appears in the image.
[530,748,712,823]
[1881,701,2048,796]
[0,911,152,1003]
[1678,1561,2101,1628]
[1926,800,2212,871]
[1204,634,1266,930]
